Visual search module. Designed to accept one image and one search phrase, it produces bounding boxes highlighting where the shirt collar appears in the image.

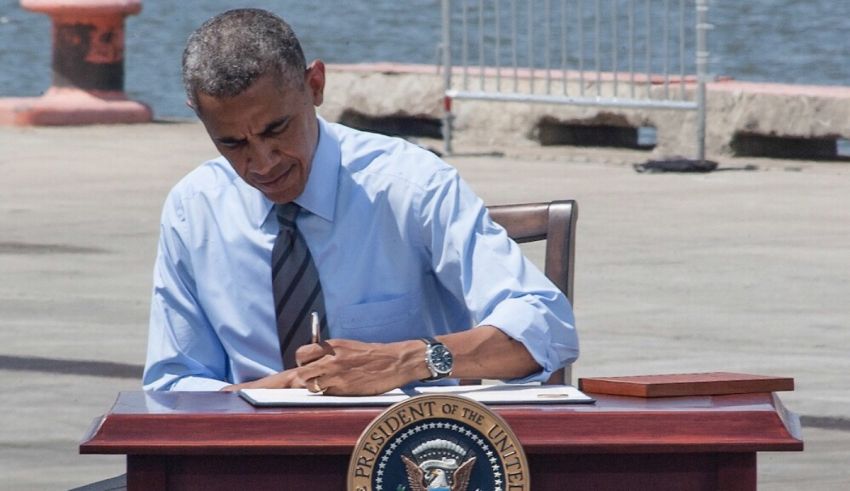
[251,116,340,227]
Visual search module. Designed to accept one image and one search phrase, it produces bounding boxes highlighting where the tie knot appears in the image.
[275,203,300,229]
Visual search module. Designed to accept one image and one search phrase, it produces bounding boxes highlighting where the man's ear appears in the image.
[186,99,201,117]
[305,59,326,107]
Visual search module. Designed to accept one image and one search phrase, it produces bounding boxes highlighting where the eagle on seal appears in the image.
[402,454,476,491]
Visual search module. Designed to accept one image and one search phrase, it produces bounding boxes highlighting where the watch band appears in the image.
[421,336,439,346]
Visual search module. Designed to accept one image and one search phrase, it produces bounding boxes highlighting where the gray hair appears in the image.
[182,8,306,108]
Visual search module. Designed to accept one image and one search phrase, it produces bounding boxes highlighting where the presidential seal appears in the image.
[348,394,529,491]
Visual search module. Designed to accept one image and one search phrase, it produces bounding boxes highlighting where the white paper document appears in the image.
[239,383,594,407]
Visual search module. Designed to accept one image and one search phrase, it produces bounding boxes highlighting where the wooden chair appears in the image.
[487,200,578,385]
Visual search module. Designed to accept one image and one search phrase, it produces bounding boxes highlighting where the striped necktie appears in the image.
[271,203,327,368]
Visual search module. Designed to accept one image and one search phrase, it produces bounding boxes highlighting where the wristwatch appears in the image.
[420,337,453,381]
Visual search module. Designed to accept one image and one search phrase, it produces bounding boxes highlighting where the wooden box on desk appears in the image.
[578,372,795,398]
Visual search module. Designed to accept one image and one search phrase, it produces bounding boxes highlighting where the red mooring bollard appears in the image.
[0,0,152,125]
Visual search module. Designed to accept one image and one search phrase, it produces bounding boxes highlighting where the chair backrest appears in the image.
[487,200,578,385]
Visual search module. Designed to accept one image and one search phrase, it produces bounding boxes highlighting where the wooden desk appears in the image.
[80,391,802,490]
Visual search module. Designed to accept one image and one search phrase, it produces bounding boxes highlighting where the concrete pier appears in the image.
[321,63,850,159]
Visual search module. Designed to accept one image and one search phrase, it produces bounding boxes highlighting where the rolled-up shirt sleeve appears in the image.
[143,191,229,391]
[417,166,579,383]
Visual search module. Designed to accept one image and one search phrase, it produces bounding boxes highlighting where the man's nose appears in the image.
[249,140,279,173]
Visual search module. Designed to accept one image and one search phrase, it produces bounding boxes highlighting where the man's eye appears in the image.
[220,140,246,149]
[268,124,287,135]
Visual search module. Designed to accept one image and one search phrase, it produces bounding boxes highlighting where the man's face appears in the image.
[194,62,325,204]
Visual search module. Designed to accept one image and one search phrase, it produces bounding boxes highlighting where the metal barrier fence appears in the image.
[440,0,709,159]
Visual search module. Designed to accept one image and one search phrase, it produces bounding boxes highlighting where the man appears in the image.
[143,8,578,395]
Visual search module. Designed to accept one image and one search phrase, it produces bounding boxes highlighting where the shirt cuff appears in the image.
[168,375,231,391]
[478,297,578,384]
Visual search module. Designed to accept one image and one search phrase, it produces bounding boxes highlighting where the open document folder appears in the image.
[239,383,595,407]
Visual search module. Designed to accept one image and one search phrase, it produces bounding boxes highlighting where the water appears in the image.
[0,0,847,119]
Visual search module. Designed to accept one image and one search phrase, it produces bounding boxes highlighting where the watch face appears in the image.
[430,345,453,374]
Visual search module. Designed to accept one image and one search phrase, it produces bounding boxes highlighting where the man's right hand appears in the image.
[220,338,428,396]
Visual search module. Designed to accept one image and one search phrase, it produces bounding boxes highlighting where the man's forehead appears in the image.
[197,76,300,120]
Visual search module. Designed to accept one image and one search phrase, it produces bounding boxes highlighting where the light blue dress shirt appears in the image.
[143,118,578,391]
